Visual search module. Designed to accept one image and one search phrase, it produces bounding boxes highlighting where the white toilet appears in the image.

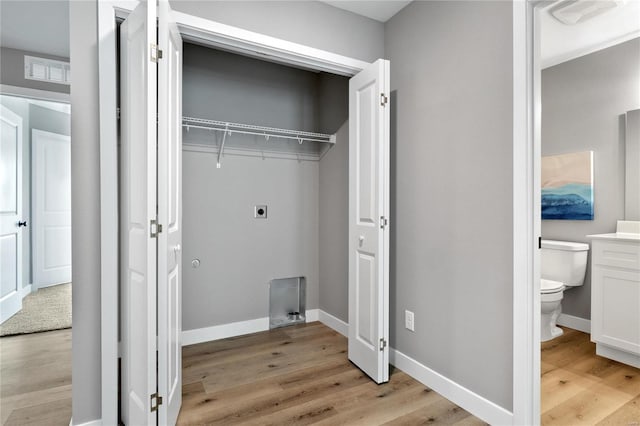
[540,239,589,342]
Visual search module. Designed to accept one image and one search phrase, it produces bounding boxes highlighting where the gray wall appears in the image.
[385,1,514,411]
[318,121,349,321]
[170,1,384,63]
[182,43,347,330]
[317,72,349,322]
[69,1,101,423]
[182,152,319,329]
[0,47,70,94]
[541,38,640,320]
[184,44,319,132]
[0,96,70,289]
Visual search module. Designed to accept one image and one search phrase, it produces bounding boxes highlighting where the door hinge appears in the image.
[150,392,163,412]
[379,338,387,351]
[150,219,163,238]
[380,93,388,106]
[116,107,120,120]
[150,43,163,62]
[538,236,542,249]
[380,216,389,230]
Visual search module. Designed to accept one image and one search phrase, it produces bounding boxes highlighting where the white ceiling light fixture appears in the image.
[550,0,627,25]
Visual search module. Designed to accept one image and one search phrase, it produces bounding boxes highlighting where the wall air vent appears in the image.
[24,55,71,85]
[550,0,626,25]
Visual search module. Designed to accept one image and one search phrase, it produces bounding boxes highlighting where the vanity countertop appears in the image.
[587,233,640,242]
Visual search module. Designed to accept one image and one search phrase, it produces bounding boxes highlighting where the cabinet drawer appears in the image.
[592,241,640,270]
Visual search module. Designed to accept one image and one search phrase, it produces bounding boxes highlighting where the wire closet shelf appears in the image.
[182,116,336,145]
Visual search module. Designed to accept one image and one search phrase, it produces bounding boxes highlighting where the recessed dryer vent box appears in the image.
[269,277,306,329]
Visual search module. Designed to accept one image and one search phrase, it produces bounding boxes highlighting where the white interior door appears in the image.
[32,129,71,289]
[119,0,158,423]
[348,59,390,384]
[157,0,183,423]
[0,105,23,324]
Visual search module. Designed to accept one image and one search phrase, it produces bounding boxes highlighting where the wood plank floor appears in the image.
[5,323,635,426]
[178,322,485,425]
[541,326,640,425]
[0,329,72,426]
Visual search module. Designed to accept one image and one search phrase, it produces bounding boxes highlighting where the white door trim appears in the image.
[513,1,543,424]
[0,84,70,104]
[98,1,369,423]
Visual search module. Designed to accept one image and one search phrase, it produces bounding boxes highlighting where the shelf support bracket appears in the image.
[217,124,229,169]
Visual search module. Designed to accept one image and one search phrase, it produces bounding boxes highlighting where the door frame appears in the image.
[513,1,544,425]
[99,2,543,424]
[98,2,370,423]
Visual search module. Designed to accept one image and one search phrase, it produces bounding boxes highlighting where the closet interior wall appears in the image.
[182,43,349,332]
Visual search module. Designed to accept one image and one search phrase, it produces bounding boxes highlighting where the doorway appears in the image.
[535,3,640,424]
[106,2,390,422]
[0,94,72,336]
[0,93,73,425]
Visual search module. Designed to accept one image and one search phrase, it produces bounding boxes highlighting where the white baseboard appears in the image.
[318,310,348,337]
[70,419,102,426]
[182,317,269,346]
[20,284,33,299]
[306,308,319,322]
[557,313,591,334]
[182,309,321,346]
[390,349,513,425]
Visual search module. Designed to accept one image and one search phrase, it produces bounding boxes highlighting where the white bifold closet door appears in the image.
[157,0,183,424]
[348,59,391,384]
[120,0,182,424]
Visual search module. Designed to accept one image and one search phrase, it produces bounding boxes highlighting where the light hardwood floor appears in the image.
[541,326,640,425]
[0,329,72,426]
[5,323,635,426]
[178,322,485,425]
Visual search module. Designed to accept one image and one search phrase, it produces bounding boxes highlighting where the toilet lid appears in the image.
[541,279,564,294]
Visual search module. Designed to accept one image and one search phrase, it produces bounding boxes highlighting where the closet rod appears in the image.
[182,116,336,144]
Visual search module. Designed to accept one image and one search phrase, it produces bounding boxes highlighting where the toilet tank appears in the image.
[541,240,589,287]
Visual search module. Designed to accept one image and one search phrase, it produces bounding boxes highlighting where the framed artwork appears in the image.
[542,151,594,220]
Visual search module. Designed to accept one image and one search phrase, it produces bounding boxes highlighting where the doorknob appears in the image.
[359,236,365,246]
[173,244,181,253]
[18,221,27,227]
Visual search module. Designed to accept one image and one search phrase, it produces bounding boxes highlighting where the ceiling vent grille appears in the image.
[550,0,626,25]
[24,55,71,85]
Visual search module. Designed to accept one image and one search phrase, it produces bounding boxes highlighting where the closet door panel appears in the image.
[119,0,158,423]
[348,58,390,384]
[158,0,183,424]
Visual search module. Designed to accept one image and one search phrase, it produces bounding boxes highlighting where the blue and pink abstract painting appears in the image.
[542,151,594,220]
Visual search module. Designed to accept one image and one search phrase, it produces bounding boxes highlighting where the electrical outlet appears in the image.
[254,205,268,219]
[405,310,415,332]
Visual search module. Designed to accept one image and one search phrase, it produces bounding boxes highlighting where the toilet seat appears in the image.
[541,278,564,294]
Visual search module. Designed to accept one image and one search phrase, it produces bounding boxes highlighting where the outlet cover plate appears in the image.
[405,310,415,332]
[255,205,268,219]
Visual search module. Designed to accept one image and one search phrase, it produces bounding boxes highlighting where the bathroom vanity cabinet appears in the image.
[588,233,640,368]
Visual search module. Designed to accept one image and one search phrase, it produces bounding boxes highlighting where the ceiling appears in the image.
[320,1,412,22]
[540,0,640,68]
[0,1,69,58]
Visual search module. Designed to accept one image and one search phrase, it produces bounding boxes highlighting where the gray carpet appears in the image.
[0,283,72,337]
